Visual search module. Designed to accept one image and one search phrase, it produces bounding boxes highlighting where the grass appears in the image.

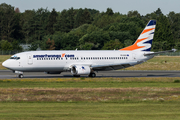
[0,87,180,102]
[0,77,180,88]
[0,102,180,120]
[1,55,180,70]
[0,77,180,119]
[0,78,179,103]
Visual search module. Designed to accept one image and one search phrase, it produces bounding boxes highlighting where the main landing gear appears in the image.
[18,74,24,78]
[88,72,96,77]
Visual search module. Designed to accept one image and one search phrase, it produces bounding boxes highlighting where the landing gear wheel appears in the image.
[18,74,24,78]
[92,73,96,77]
[89,73,96,78]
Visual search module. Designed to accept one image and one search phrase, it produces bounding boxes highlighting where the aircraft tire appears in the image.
[89,73,96,77]
[19,74,24,78]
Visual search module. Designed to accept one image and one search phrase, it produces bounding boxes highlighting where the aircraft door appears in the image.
[27,54,33,65]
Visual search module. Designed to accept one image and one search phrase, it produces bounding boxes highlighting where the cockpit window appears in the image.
[10,57,20,60]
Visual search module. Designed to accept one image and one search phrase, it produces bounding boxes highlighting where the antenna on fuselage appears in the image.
[75,48,78,51]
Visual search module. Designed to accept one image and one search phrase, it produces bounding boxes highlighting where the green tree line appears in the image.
[0,3,179,51]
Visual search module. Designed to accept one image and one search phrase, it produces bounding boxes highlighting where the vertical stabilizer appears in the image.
[120,20,156,51]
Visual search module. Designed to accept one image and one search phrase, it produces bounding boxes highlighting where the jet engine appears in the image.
[71,65,91,75]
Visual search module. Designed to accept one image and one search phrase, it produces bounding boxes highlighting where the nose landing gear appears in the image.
[14,71,24,78]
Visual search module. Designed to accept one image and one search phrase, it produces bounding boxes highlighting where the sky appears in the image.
[2,0,180,15]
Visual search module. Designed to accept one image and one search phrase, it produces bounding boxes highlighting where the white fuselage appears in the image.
[2,50,154,73]
[1,20,159,78]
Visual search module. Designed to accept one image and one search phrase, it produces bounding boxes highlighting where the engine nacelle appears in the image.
[71,65,91,75]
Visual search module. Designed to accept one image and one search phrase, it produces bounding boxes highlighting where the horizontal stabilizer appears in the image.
[144,49,177,56]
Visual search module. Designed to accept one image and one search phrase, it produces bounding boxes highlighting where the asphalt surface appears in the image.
[0,70,180,79]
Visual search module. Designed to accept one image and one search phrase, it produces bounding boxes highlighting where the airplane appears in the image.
[2,20,176,78]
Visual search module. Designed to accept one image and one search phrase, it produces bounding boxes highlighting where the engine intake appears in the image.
[71,65,91,75]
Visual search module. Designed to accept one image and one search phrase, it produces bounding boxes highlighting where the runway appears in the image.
[0,70,180,79]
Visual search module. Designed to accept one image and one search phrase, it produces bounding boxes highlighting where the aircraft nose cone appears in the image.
[2,61,8,68]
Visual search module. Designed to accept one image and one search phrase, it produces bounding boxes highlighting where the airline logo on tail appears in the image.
[120,20,156,51]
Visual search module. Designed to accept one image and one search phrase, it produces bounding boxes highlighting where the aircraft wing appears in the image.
[144,49,176,56]
[91,61,138,71]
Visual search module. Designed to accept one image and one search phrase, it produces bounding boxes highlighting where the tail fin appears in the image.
[120,20,156,51]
